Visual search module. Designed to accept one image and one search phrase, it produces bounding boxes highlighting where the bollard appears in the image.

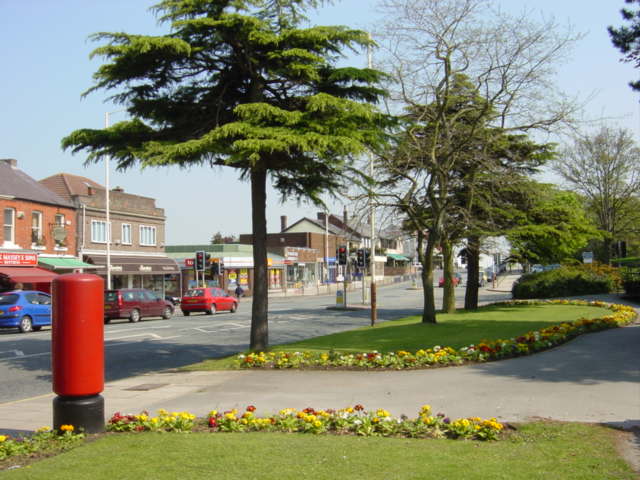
[52,274,105,433]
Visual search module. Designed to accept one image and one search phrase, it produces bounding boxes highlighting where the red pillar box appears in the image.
[52,274,105,433]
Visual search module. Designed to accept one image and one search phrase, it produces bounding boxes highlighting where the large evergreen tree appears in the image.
[609,0,640,91]
[62,0,387,351]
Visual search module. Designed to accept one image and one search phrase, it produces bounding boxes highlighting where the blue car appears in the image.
[0,290,52,333]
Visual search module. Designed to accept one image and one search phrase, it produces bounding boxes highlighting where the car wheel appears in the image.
[162,306,172,319]
[207,304,217,315]
[129,309,141,323]
[19,316,33,333]
[230,302,237,313]
[183,311,190,316]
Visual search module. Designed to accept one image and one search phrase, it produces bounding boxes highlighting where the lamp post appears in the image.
[367,33,377,326]
[104,109,126,290]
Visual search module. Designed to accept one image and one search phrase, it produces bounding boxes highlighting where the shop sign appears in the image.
[139,265,152,272]
[109,265,123,272]
[185,258,194,267]
[0,252,38,266]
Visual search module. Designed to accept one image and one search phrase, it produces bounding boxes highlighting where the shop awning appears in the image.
[84,254,180,275]
[387,253,410,261]
[0,266,59,283]
[39,257,103,270]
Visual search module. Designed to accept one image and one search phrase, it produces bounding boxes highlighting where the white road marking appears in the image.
[0,349,25,358]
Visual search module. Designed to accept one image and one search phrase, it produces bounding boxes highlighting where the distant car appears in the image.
[104,288,174,324]
[180,287,238,316]
[165,295,181,306]
[438,272,462,288]
[0,290,52,333]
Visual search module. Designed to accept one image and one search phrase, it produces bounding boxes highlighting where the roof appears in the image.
[0,160,74,208]
[283,217,342,235]
[387,253,410,261]
[39,173,104,200]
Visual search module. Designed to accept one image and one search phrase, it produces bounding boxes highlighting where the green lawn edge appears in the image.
[2,422,636,480]
[182,300,637,371]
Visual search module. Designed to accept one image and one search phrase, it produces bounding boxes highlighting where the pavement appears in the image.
[1,280,638,470]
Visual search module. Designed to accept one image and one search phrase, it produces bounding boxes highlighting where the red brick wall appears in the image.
[0,199,77,254]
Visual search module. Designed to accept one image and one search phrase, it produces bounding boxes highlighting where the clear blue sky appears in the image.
[1,0,637,244]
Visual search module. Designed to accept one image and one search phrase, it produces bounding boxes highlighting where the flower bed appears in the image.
[107,405,504,441]
[0,426,83,461]
[236,300,637,370]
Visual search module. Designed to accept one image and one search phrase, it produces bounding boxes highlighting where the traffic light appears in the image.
[364,248,371,265]
[211,259,219,276]
[219,260,225,275]
[337,246,347,265]
[205,253,211,266]
[356,249,365,267]
[195,251,205,271]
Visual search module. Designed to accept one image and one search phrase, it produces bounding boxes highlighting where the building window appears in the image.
[139,225,156,246]
[122,223,132,245]
[3,208,15,244]
[31,211,43,245]
[53,214,67,248]
[91,220,108,243]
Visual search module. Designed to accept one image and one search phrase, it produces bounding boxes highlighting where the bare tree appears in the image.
[374,0,581,322]
[554,126,640,263]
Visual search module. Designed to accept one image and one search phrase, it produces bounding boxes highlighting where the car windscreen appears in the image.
[184,289,205,297]
[0,294,19,305]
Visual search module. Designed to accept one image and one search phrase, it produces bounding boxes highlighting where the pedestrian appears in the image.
[234,284,244,300]
[13,282,24,291]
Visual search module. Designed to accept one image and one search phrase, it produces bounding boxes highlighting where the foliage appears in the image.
[609,0,640,91]
[512,264,622,299]
[210,231,237,244]
[507,185,601,265]
[554,126,640,263]
[236,301,636,369]
[61,0,389,351]
[0,426,84,461]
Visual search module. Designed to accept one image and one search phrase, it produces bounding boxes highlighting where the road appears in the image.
[0,280,511,403]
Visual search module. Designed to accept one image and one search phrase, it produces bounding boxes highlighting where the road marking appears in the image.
[106,333,180,342]
[0,349,24,358]
[1,351,49,360]
[105,325,172,334]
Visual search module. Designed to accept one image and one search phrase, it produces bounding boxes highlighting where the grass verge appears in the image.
[1,422,635,479]
[184,303,609,370]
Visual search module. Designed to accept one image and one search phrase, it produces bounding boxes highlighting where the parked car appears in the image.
[0,290,51,333]
[438,272,462,288]
[104,288,174,324]
[165,295,181,306]
[180,287,238,316]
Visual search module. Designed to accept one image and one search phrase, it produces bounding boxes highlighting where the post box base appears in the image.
[53,394,105,434]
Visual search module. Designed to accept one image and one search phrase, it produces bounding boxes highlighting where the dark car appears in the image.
[0,290,52,333]
[104,288,174,324]
[180,287,238,316]
[438,272,463,288]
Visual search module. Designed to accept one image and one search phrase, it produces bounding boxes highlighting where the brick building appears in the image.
[39,173,180,296]
[0,159,94,293]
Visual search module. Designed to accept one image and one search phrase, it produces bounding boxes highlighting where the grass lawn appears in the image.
[185,303,608,370]
[2,422,635,480]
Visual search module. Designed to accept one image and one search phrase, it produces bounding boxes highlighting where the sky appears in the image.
[1,0,638,245]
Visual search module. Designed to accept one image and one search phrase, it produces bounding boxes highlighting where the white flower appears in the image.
[353,420,362,425]
[238,354,245,359]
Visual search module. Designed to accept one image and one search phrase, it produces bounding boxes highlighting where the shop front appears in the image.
[283,247,318,288]
[83,254,180,296]
[0,252,58,293]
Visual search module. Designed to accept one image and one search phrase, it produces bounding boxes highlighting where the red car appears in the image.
[438,272,462,287]
[180,287,238,315]
[104,289,174,323]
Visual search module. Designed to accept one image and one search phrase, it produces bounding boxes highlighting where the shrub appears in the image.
[621,267,640,298]
[512,264,620,299]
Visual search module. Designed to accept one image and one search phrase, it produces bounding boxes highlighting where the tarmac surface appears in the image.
[0,278,638,470]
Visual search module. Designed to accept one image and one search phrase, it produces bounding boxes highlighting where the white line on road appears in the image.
[0,349,24,358]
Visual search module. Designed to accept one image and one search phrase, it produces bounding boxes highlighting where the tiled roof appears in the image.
[0,160,74,208]
[39,173,104,200]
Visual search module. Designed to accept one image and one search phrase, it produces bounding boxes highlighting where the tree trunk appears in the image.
[250,168,268,351]
[441,239,456,313]
[602,236,612,265]
[464,236,480,310]
[417,230,437,323]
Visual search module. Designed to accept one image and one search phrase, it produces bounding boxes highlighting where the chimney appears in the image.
[317,211,326,222]
[280,215,287,232]
[112,186,124,192]
[1,158,17,167]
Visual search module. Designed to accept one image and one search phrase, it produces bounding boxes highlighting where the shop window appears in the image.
[3,208,15,244]
[140,225,156,246]
[54,214,67,248]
